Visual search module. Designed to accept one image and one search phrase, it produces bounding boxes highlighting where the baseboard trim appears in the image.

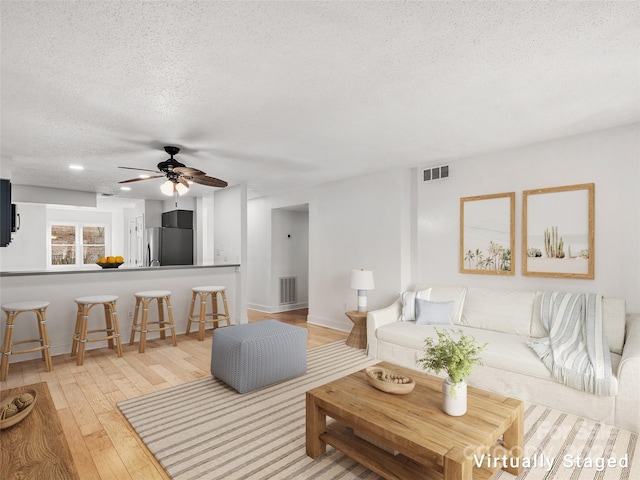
[248,302,309,313]
[307,314,351,333]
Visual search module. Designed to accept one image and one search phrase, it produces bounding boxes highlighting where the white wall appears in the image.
[144,200,163,227]
[195,196,215,265]
[247,197,273,310]
[213,184,247,323]
[311,169,412,329]
[246,123,639,330]
[13,185,97,207]
[0,203,47,271]
[214,185,244,265]
[416,122,640,312]
[247,168,411,331]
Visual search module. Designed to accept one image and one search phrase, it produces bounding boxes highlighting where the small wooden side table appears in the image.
[345,310,367,349]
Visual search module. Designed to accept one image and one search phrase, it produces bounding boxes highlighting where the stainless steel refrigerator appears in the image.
[144,227,193,266]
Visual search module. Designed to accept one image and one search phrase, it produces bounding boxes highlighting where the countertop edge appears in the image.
[0,264,241,277]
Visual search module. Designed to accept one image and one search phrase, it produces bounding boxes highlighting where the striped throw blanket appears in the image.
[528,292,616,396]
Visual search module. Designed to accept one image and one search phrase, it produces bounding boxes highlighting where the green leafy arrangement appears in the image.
[416,328,487,385]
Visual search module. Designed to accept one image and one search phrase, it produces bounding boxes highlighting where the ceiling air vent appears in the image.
[422,165,449,182]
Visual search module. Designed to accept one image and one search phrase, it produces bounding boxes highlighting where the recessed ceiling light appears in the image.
[120,187,131,191]
[138,174,150,179]
[69,164,84,170]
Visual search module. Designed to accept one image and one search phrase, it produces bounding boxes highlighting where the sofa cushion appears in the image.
[460,288,535,336]
[400,289,431,321]
[375,322,619,392]
[531,293,626,355]
[415,299,454,325]
[414,285,467,324]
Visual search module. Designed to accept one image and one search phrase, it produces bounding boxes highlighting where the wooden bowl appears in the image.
[0,389,37,429]
[366,366,415,394]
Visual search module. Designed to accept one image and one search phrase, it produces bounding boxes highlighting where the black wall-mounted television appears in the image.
[11,203,19,232]
[1,179,12,247]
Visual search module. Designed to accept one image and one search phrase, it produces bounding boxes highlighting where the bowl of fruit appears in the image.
[96,256,124,268]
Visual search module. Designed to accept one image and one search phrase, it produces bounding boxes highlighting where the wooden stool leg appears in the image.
[157,298,166,340]
[211,292,220,329]
[71,305,82,356]
[0,311,16,381]
[139,298,149,354]
[186,291,196,336]
[104,303,115,350]
[76,304,90,366]
[220,291,230,326]
[108,301,123,358]
[164,296,178,347]
[130,298,141,346]
[36,307,53,372]
[198,292,207,341]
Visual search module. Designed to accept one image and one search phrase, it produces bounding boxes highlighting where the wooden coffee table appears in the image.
[1,382,79,479]
[306,362,523,480]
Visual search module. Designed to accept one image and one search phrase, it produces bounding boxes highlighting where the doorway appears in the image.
[127,214,144,267]
[271,204,309,313]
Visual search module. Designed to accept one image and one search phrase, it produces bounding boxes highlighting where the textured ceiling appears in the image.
[1,1,639,201]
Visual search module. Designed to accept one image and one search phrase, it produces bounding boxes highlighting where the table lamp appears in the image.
[350,269,375,312]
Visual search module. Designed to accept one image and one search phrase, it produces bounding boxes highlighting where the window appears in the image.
[49,224,107,267]
[82,226,106,264]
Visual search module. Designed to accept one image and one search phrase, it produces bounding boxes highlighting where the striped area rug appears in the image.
[118,341,639,480]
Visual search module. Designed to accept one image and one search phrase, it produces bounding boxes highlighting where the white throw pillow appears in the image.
[400,289,431,321]
[415,299,454,325]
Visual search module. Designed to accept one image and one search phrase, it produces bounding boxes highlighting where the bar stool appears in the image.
[186,285,231,341]
[129,290,177,353]
[71,295,123,366]
[1,301,53,381]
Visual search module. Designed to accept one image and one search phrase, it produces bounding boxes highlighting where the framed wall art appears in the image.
[522,183,594,279]
[460,192,515,275]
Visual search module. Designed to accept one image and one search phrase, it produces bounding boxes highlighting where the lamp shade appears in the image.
[350,269,375,290]
[160,180,175,196]
[161,179,190,196]
[175,181,189,195]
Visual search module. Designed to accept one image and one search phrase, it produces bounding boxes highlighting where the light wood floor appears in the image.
[0,310,347,480]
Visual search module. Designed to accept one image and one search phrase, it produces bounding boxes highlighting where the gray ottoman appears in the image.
[211,320,308,393]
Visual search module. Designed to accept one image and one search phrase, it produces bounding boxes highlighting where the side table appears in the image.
[345,310,367,349]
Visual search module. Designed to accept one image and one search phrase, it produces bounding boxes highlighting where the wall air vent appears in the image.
[279,276,297,305]
[422,165,449,182]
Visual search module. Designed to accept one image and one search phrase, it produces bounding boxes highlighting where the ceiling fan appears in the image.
[118,146,228,195]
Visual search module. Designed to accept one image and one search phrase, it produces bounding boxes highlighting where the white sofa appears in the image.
[367,285,640,434]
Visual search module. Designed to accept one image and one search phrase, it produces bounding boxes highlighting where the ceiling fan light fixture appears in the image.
[175,182,189,196]
[119,145,227,193]
[160,180,175,196]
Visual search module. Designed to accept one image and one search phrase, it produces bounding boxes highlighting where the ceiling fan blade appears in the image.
[173,166,205,177]
[118,175,164,184]
[189,175,228,188]
[178,177,189,188]
[118,166,161,174]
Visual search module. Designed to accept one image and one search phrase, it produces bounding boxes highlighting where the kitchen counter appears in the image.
[0,263,240,277]
[1,264,246,362]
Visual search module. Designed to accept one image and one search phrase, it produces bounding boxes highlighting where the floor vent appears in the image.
[279,276,297,305]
